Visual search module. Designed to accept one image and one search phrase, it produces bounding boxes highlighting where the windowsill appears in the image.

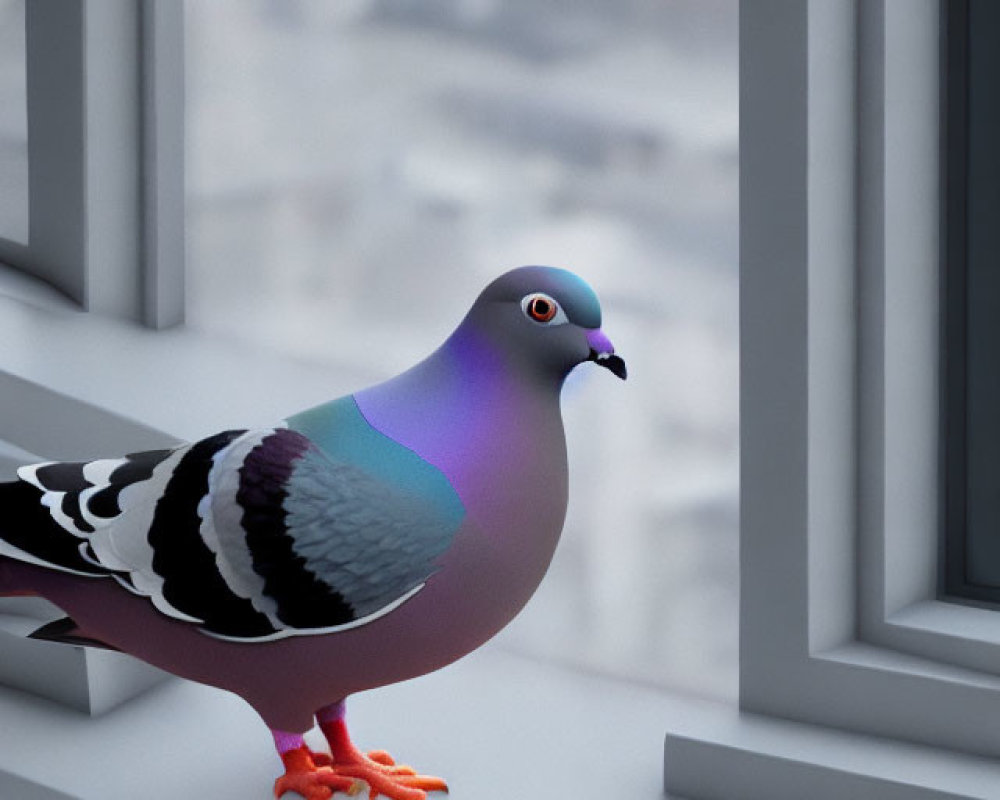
[0,643,693,799]
[0,264,376,455]
[6,636,1000,800]
[664,699,1000,800]
[0,260,79,313]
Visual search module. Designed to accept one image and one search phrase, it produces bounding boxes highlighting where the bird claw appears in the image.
[312,750,414,775]
[304,747,446,800]
[275,747,364,800]
[365,751,417,776]
[274,772,363,800]
[366,750,396,767]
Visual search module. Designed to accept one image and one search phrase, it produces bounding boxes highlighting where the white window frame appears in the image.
[0,0,183,328]
[664,1,1000,796]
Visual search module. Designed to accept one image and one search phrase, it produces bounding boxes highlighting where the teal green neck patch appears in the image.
[286,396,465,528]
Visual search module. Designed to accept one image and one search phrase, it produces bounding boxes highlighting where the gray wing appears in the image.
[282,445,458,619]
[205,428,463,640]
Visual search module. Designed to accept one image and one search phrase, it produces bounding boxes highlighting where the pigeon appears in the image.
[0,265,626,800]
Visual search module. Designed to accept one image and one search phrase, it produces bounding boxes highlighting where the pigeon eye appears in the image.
[528,297,555,321]
[521,293,567,325]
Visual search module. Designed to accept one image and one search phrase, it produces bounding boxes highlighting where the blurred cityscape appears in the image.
[186,0,739,700]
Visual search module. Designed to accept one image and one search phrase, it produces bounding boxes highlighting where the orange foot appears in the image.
[274,746,363,800]
[310,748,447,800]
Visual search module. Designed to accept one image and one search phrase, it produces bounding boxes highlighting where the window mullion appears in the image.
[140,0,184,329]
[24,0,89,306]
[18,0,183,327]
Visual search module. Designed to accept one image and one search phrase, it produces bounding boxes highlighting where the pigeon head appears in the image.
[460,266,627,383]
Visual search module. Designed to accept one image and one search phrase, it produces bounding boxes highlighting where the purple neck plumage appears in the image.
[353,322,564,506]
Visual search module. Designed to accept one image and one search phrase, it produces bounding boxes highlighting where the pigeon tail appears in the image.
[28,615,119,651]
[0,481,106,578]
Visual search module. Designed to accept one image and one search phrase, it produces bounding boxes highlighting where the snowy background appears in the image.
[0,0,739,702]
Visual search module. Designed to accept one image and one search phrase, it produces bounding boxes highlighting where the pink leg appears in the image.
[313,700,448,800]
[272,727,361,800]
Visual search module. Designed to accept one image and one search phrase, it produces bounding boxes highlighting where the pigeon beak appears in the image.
[585,329,627,380]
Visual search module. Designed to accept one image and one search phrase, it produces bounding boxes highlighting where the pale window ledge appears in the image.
[0,644,688,800]
[664,705,1000,800]
[0,262,375,459]
[0,609,168,717]
[0,260,81,314]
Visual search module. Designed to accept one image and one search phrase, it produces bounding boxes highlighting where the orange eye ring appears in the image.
[526,295,558,322]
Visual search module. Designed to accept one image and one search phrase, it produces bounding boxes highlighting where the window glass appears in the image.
[0,0,27,244]
[186,0,738,698]
[945,0,1000,602]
